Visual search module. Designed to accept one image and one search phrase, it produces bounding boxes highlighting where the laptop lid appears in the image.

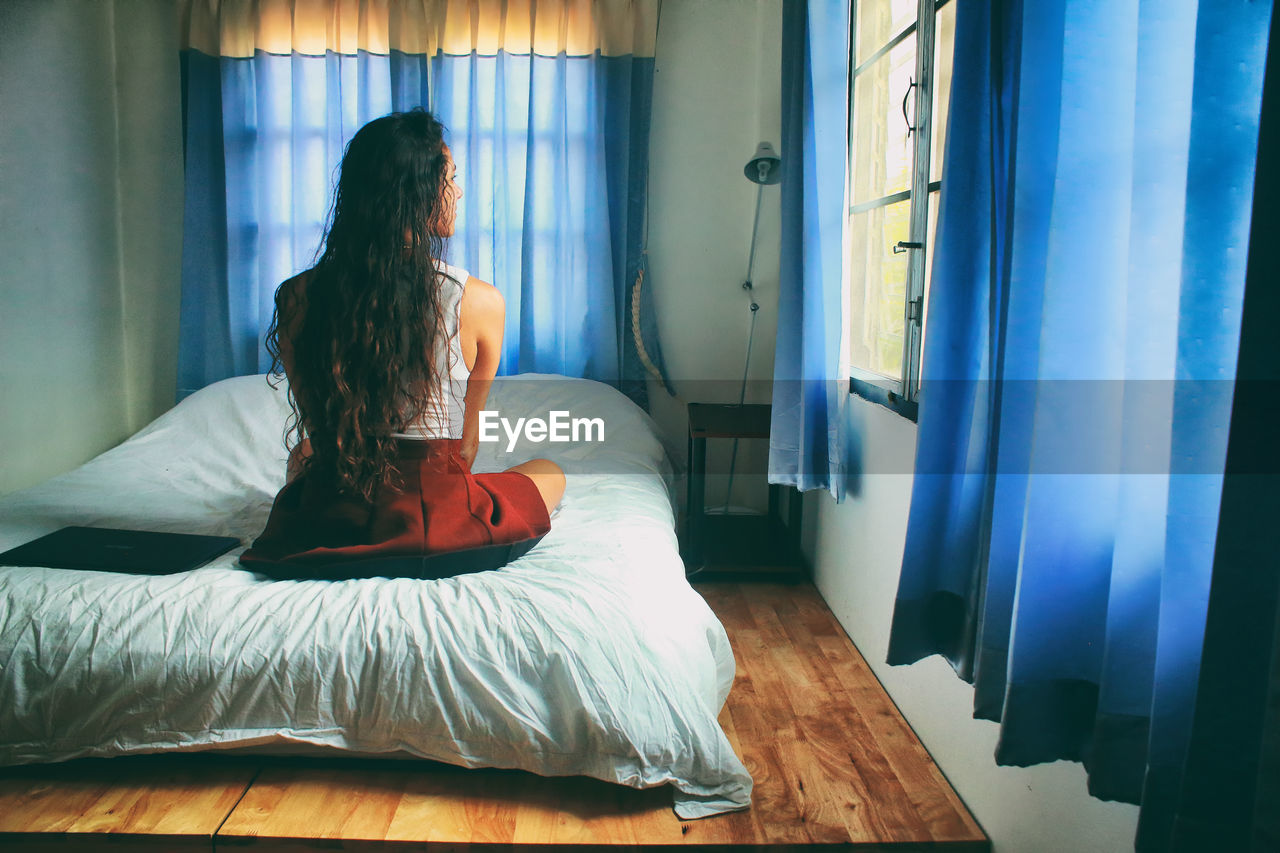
[0,526,241,575]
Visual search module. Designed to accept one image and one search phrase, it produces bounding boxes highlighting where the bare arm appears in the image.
[459,277,505,468]
[285,438,312,482]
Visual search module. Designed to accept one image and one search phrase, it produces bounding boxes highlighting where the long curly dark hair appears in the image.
[266,108,457,503]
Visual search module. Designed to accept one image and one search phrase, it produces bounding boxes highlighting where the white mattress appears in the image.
[0,374,752,819]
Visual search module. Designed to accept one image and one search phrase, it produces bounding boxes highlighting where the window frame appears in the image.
[844,0,951,421]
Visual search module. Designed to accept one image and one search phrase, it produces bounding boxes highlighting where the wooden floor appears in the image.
[0,583,988,852]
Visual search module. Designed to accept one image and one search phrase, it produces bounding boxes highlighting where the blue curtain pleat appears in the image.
[178,50,233,393]
[770,0,856,501]
[884,0,1272,848]
[1168,15,1280,840]
[1136,3,1273,847]
[178,47,667,402]
[599,55,670,399]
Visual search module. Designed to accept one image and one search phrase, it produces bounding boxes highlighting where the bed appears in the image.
[0,374,753,820]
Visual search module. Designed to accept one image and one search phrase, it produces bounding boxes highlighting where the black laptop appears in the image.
[0,526,241,575]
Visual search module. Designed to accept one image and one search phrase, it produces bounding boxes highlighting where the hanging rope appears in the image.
[630,261,671,385]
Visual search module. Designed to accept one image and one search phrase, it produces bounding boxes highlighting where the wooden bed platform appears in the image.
[0,582,989,852]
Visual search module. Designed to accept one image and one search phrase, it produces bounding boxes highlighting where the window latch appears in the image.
[907,296,923,324]
[893,241,924,254]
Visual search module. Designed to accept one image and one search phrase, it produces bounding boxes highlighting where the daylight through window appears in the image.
[846,0,954,405]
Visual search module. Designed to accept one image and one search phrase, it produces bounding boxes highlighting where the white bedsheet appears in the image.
[0,374,752,819]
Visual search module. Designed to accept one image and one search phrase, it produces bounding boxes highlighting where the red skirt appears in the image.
[240,439,551,581]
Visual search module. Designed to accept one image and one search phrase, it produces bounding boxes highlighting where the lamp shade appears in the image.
[744,141,782,185]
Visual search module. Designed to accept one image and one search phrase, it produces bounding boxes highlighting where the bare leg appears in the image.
[505,458,565,516]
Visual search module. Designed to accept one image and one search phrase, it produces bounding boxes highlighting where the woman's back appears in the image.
[274,258,506,451]
[393,261,470,440]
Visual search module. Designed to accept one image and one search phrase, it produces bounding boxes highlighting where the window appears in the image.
[846,0,955,418]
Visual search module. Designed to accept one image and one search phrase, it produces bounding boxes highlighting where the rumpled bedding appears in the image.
[0,374,752,819]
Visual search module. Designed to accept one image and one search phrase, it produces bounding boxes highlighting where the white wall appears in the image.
[0,0,182,496]
[114,1,185,436]
[647,0,784,512]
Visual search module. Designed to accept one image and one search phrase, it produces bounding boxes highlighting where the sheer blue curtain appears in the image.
[179,49,404,395]
[177,1,668,403]
[885,0,1273,849]
[769,0,857,501]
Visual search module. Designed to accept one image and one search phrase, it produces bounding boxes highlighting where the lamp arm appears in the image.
[745,181,766,286]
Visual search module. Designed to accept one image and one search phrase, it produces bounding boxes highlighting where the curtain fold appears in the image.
[885,0,1273,849]
[769,0,857,501]
[1172,17,1280,843]
[177,0,669,403]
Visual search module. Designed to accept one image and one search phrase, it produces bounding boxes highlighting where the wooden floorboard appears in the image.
[0,753,258,851]
[0,582,989,852]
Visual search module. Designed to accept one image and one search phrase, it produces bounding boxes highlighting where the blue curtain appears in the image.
[178,36,667,403]
[885,0,1272,849]
[769,0,857,501]
[1174,22,1280,843]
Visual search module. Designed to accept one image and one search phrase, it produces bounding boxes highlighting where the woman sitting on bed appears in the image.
[240,108,565,581]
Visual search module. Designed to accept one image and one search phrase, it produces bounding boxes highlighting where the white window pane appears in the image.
[855,0,916,63]
[847,199,912,379]
[850,33,917,206]
[930,0,956,184]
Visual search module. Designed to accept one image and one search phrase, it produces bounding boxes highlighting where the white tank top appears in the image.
[392,261,471,440]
